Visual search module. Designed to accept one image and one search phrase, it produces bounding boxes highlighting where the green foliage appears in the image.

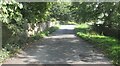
[0,0,53,63]
[0,49,9,63]
[49,2,72,22]
[50,2,120,65]
[70,2,94,22]
[75,24,120,65]
[0,0,27,51]
[50,18,57,22]
[0,0,52,47]
[71,2,120,39]
[22,2,51,23]
[0,1,23,24]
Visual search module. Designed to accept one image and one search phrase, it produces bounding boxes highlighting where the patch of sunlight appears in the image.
[76,23,89,29]
[60,25,75,30]
[70,39,79,43]
[46,34,76,39]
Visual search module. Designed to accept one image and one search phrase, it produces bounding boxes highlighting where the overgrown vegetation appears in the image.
[71,2,120,65]
[0,0,59,63]
[75,24,120,65]
[70,2,120,39]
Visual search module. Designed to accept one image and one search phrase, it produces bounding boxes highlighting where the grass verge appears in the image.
[74,23,120,66]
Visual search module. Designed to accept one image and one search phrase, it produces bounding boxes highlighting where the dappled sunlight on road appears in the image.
[3,25,112,65]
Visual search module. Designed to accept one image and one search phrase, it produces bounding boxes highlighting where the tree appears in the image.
[70,2,120,38]
[49,2,72,22]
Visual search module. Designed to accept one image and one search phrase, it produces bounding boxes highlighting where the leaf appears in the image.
[18,4,23,9]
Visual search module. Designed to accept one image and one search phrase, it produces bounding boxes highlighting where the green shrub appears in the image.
[0,49,9,63]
